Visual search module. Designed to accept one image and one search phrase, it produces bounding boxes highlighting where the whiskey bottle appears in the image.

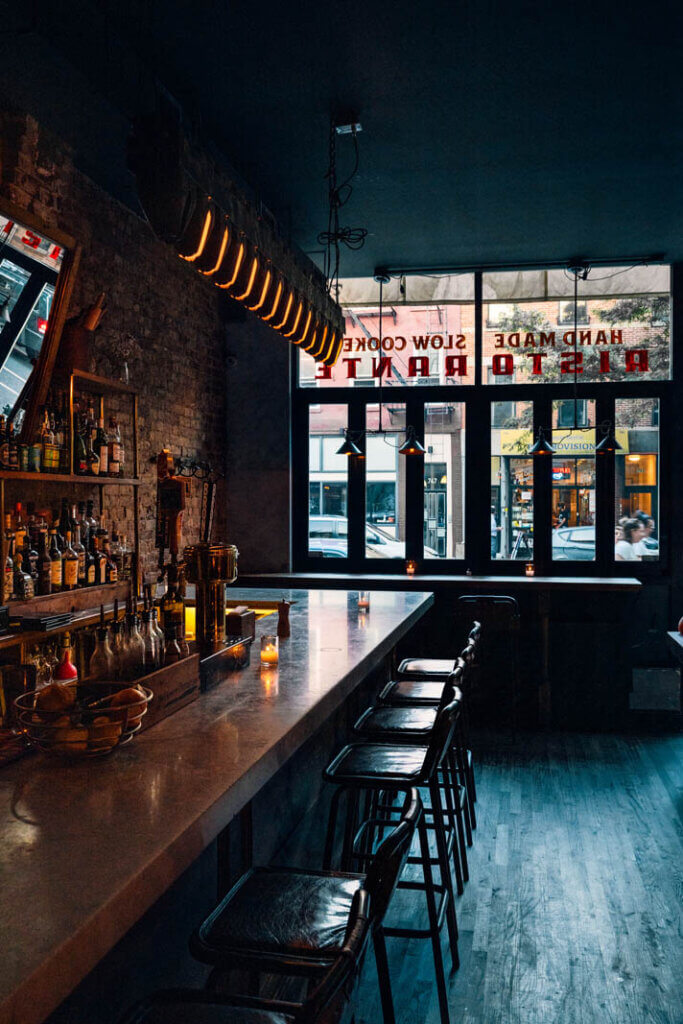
[95,417,109,475]
[3,533,14,603]
[85,534,97,586]
[63,531,79,592]
[13,550,34,600]
[74,414,88,474]
[72,526,86,586]
[49,528,63,592]
[108,417,121,477]
[37,531,51,596]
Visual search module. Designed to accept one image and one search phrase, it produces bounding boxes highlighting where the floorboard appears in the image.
[280,729,683,1024]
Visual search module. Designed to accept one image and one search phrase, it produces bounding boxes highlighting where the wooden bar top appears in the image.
[0,588,433,1024]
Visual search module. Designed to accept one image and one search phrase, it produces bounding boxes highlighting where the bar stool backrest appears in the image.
[435,658,465,712]
[364,787,422,923]
[422,697,462,778]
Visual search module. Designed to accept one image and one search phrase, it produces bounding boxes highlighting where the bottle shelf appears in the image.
[0,472,140,485]
[0,581,134,650]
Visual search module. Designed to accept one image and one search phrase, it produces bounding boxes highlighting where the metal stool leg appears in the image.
[418,813,453,1023]
[373,928,396,1024]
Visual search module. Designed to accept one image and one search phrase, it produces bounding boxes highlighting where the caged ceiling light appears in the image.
[129,103,345,367]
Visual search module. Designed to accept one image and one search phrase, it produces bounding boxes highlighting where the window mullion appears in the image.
[595,394,614,573]
[533,396,552,572]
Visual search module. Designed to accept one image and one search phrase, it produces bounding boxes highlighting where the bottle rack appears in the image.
[0,371,141,651]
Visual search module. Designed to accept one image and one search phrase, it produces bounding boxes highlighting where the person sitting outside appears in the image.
[615,517,645,561]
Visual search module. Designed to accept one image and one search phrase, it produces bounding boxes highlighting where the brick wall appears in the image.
[0,108,230,578]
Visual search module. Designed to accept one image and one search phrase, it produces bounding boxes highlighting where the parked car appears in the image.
[308,514,438,558]
[552,525,659,561]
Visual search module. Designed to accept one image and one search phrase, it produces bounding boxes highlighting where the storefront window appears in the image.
[615,398,659,562]
[365,404,406,559]
[551,400,596,562]
[424,402,466,559]
[308,405,348,557]
[298,273,475,388]
[491,401,534,560]
[481,265,671,385]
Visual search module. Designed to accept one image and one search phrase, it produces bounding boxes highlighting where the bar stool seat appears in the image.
[397,657,455,680]
[354,704,438,740]
[378,678,446,705]
[325,742,429,783]
[192,868,363,964]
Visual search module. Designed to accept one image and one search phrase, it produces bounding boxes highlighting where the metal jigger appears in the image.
[184,543,238,649]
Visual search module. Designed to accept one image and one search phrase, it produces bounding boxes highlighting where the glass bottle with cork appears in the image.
[88,606,114,681]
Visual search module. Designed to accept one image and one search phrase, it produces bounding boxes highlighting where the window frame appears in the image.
[291,266,674,578]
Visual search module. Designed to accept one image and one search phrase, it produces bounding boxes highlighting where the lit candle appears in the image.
[525,563,535,577]
[358,591,371,612]
[406,560,417,576]
[260,635,279,665]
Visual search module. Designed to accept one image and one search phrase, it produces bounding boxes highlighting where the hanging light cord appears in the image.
[317,123,367,302]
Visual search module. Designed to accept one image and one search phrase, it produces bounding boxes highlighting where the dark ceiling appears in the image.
[4,0,683,276]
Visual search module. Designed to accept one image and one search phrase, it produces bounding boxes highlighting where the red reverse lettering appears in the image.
[611,330,623,345]
[343,337,353,352]
[561,351,583,374]
[408,356,431,377]
[494,333,505,348]
[315,364,332,380]
[530,353,546,375]
[492,354,514,376]
[412,335,430,350]
[445,355,468,376]
[539,332,555,347]
[372,357,393,378]
[625,349,649,373]
[343,357,361,378]
[599,351,610,373]
[456,334,466,349]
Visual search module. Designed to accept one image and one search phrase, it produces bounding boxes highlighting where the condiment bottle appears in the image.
[55,632,79,684]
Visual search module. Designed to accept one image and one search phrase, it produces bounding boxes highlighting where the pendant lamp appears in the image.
[528,427,555,456]
[399,426,426,456]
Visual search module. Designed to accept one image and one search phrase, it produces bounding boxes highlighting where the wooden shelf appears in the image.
[58,369,138,395]
[0,581,134,650]
[0,472,140,485]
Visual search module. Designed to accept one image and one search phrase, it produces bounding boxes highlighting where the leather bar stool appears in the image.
[397,621,481,680]
[322,699,465,1024]
[190,791,421,1024]
[376,638,479,831]
[120,907,370,1024]
[352,660,472,878]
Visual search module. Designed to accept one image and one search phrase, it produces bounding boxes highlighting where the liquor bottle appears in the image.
[123,605,145,680]
[13,550,34,599]
[13,503,26,551]
[58,499,70,548]
[37,531,52,596]
[49,528,63,592]
[62,531,79,591]
[41,408,56,473]
[25,531,39,584]
[164,625,182,665]
[110,525,124,579]
[95,417,109,475]
[7,421,18,471]
[55,633,79,684]
[104,539,118,583]
[77,502,88,547]
[85,500,97,544]
[140,609,157,672]
[85,424,100,476]
[151,605,166,666]
[120,534,133,581]
[3,533,14,602]
[108,416,121,477]
[110,600,125,680]
[74,414,88,474]
[85,533,97,586]
[88,607,114,681]
[72,525,86,586]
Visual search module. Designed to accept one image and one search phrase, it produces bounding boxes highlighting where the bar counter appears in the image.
[0,587,433,1024]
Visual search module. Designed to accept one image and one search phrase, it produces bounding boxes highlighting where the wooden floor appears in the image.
[350,730,683,1024]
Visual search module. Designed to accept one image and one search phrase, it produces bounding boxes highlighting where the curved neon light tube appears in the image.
[262,280,283,321]
[295,308,313,345]
[310,324,329,359]
[200,225,229,276]
[320,328,336,363]
[216,242,245,289]
[179,209,213,262]
[283,300,304,338]
[247,269,272,311]
[272,291,294,331]
[233,256,259,301]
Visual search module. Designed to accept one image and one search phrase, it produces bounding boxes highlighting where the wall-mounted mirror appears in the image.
[0,199,80,443]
